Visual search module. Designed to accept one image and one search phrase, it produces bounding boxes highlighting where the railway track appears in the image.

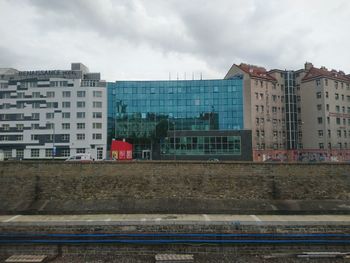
[1,232,350,245]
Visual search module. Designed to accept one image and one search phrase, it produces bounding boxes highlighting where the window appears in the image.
[17,92,24,98]
[46,91,55,98]
[328,130,331,138]
[16,124,23,130]
[93,91,102,97]
[62,101,71,108]
[31,124,39,130]
[336,118,340,125]
[325,79,328,86]
[32,92,40,98]
[325,91,329,98]
[46,123,54,129]
[77,123,85,129]
[16,102,25,109]
[316,92,321,99]
[16,149,24,159]
[46,112,54,119]
[2,124,9,131]
[93,101,102,108]
[32,102,40,109]
[319,143,324,149]
[327,117,330,124]
[62,112,70,119]
[92,133,102,140]
[93,122,102,129]
[317,117,323,124]
[335,81,338,89]
[326,104,329,111]
[77,112,85,118]
[0,135,9,141]
[32,113,40,120]
[61,149,70,157]
[77,91,86,97]
[260,105,264,112]
[335,93,339,100]
[45,149,52,157]
[93,112,102,118]
[337,130,341,137]
[317,104,322,111]
[318,130,323,137]
[31,149,39,158]
[77,133,85,140]
[62,91,71,98]
[336,105,340,112]
[62,134,70,142]
[47,102,57,108]
[316,79,321,86]
[77,101,85,108]
[62,123,70,130]
[272,107,277,113]
[76,148,85,153]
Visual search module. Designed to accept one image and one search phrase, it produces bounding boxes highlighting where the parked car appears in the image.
[65,153,93,162]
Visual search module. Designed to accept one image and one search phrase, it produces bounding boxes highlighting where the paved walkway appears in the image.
[1,214,350,225]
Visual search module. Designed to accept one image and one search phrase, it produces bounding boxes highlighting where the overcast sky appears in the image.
[0,0,349,80]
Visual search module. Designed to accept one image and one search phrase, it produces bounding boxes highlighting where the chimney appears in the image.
[304,62,313,71]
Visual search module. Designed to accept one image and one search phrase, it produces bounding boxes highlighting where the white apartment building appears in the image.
[0,63,107,160]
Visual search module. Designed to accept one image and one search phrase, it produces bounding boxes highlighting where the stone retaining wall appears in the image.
[0,161,349,213]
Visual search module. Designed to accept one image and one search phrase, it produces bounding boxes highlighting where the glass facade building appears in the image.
[284,71,298,150]
[107,77,252,160]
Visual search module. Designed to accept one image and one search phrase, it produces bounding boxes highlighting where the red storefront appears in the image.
[110,140,133,160]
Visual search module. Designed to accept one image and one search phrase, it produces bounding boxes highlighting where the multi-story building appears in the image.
[299,63,350,158]
[0,63,107,160]
[107,78,253,160]
[225,62,350,161]
[225,64,286,160]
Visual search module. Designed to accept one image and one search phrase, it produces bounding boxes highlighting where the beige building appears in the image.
[300,63,350,152]
[225,64,286,159]
[225,62,350,161]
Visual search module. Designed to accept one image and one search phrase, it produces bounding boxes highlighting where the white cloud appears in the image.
[0,0,350,79]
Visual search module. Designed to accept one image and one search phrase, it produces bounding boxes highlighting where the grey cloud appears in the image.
[2,0,350,77]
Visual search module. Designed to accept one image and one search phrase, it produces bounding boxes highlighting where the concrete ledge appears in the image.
[1,199,350,215]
